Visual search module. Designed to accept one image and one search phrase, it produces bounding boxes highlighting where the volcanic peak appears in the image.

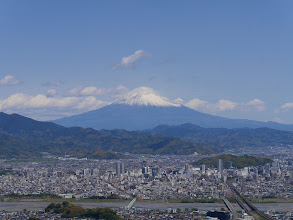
[114,87,180,107]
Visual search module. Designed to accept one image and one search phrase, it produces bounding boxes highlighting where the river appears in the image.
[0,201,292,212]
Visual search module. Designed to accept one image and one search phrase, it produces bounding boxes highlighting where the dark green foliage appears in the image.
[88,195,107,199]
[45,202,85,216]
[106,194,119,199]
[0,170,14,175]
[88,194,119,200]
[0,113,213,158]
[61,206,86,218]
[6,193,61,199]
[45,202,120,219]
[192,154,273,168]
[84,207,120,220]
[149,123,293,149]
[0,134,39,159]
[262,195,277,199]
[45,203,57,212]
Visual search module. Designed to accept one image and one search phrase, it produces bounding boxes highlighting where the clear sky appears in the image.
[1,0,293,122]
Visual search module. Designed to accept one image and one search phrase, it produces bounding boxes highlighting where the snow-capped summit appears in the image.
[115,87,180,107]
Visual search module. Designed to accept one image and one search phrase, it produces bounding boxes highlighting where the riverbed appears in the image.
[0,201,292,212]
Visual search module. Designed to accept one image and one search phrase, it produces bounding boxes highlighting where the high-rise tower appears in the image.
[217,159,223,174]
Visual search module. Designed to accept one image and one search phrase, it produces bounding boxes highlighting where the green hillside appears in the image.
[192,154,273,168]
[0,113,214,159]
[149,123,293,149]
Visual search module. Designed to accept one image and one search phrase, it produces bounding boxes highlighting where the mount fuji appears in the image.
[53,87,293,131]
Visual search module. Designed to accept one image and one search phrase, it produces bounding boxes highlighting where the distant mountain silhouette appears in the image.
[53,87,293,131]
[54,103,293,131]
[147,123,293,149]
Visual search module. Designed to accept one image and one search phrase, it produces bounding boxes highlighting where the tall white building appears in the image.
[116,162,125,176]
[217,159,223,174]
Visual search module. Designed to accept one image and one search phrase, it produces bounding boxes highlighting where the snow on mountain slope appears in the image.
[115,87,180,107]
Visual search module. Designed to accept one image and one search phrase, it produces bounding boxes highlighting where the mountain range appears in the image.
[2,89,293,159]
[0,112,211,159]
[1,111,293,159]
[53,87,293,131]
[147,123,293,149]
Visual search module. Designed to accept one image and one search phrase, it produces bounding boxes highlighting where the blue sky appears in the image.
[1,1,293,122]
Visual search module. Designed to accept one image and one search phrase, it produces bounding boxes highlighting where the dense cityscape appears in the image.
[0,147,292,219]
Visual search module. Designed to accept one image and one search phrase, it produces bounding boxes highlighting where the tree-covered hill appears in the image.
[192,154,273,168]
[45,202,120,219]
[0,134,36,159]
[148,123,293,149]
[0,112,214,159]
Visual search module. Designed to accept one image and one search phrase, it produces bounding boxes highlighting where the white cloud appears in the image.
[185,98,209,110]
[67,86,83,96]
[278,103,293,112]
[0,93,109,120]
[80,87,104,96]
[47,89,57,97]
[75,96,106,110]
[112,49,151,69]
[185,98,265,113]
[0,84,267,120]
[0,85,129,120]
[215,99,238,111]
[245,99,265,111]
[185,98,237,112]
[0,75,20,85]
[173,98,185,105]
